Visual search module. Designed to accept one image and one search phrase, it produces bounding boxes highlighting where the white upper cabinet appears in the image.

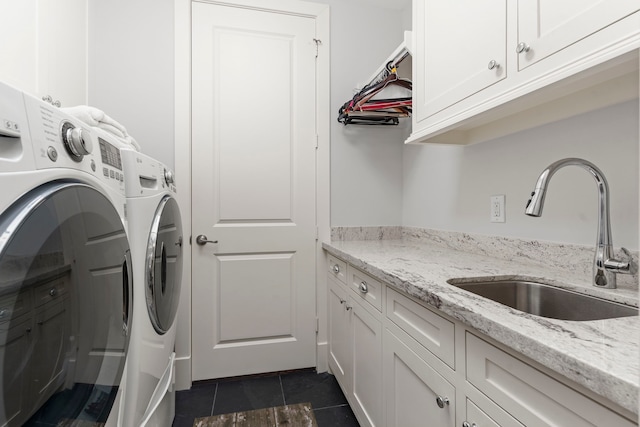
[517,0,639,70]
[0,0,87,107]
[408,0,640,145]
[414,0,507,120]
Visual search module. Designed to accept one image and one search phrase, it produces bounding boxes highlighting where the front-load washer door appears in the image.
[0,181,132,426]
[146,196,183,335]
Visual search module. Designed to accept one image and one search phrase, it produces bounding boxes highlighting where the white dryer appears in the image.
[120,149,183,427]
[0,81,133,426]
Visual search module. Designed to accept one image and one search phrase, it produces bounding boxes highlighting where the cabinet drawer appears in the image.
[466,333,636,427]
[0,291,30,323]
[347,266,383,312]
[465,397,524,427]
[386,287,454,369]
[34,278,67,307]
[327,255,347,284]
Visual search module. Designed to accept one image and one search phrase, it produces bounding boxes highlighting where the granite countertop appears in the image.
[323,237,639,415]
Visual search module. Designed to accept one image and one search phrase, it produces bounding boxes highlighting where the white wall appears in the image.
[320,0,411,227]
[85,0,638,251]
[403,100,639,250]
[88,0,175,168]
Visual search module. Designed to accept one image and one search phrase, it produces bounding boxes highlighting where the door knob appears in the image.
[195,235,218,245]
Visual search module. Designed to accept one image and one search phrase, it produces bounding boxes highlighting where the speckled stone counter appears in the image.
[323,232,639,415]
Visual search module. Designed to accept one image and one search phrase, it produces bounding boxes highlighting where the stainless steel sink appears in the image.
[448,280,638,321]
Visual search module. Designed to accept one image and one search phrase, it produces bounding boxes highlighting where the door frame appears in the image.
[173,0,330,390]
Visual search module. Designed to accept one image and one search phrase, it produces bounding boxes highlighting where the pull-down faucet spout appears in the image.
[525,158,633,289]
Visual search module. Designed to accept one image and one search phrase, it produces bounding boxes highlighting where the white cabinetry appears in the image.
[413,0,507,121]
[384,327,455,427]
[325,252,638,427]
[0,311,31,426]
[327,263,382,427]
[0,0,87,106]
[466,333,636,427]
[409,0,640,145]
[517,0,640,71]
[0,275,70,426]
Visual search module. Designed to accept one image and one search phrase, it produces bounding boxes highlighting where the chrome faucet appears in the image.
[525,158,633,289]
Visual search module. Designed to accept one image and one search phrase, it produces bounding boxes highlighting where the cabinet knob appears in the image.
[345,305,352,311]
[332,264,340,274]
[359,281,368,294]
[436,396,450,408]
[487,60,500,70]
[462,422,478,427]
[339,298,346,304]
[516,42,530,53]
[49,288,58,297]
[0,309,6,319]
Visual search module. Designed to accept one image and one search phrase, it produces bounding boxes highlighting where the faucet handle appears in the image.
[604,248,637,275]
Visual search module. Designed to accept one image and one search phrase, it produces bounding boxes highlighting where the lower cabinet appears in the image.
[0,315,31,426]
[383,328,455,427]
[326,253,638,427]
[328,277,382,427]
[30,297,69,410]
[0,276,70,426]
[466,333,637,427]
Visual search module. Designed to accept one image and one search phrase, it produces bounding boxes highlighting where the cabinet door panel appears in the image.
[517,0,639,70]
[0,318,31,426]
[350,298,382,427]
[415,0,507,121]
[31,299,69,407]
[328,278,350,388]
[384,329,455,427]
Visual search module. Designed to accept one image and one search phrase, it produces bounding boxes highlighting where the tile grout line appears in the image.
[278,374,287,405]
[210,383,218,416]
[313,403,350,411]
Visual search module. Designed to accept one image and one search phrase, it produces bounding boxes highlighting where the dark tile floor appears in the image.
[172,369,360,427]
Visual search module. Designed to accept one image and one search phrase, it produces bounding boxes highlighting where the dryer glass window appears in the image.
[0,181,132,426]
[146,196,183,334]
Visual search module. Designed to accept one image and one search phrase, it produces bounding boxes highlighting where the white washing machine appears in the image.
[120,149,183,427]
[0,81,133,426]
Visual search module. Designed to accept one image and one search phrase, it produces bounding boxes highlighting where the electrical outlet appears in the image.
[490,195,505,223]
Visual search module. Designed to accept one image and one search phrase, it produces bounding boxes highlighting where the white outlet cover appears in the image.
[490,195,506,223]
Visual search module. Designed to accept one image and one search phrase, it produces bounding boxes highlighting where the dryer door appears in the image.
[0,181,132,426]
[146,196,183,335]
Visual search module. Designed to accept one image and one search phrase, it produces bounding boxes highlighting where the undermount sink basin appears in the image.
[448,280,638,321]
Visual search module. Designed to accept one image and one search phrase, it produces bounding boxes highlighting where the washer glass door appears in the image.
[146,196,183,334]
[0,181,132,426]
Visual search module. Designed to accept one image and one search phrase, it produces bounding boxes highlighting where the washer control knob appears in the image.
[61,122,93,160]
[164,168,175,185]
[66,127,92,155]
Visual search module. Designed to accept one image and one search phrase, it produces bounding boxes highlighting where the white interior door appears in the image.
[191,1,317,380]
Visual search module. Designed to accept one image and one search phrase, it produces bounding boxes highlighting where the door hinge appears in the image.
[315,226,319,241]
[315,134,319,149]
[316,317,319,333]
[313,38,322,58]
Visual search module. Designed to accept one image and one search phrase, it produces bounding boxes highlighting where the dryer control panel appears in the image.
[121,149,177,198]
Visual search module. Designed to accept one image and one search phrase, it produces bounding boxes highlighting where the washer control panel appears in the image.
[20,91,126,197]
